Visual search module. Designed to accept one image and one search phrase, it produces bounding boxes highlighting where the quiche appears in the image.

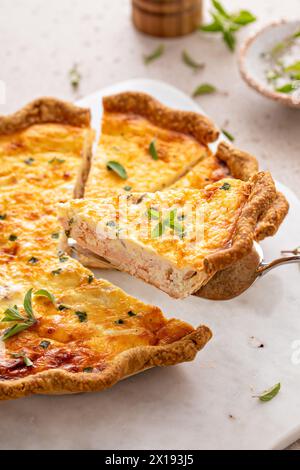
[0,98,212,400]
[74,92,288,270]
[59,173,277,299]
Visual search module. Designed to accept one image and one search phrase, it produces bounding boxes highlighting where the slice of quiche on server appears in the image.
[59,173,277,299]
[0,98,212,400]
[74,92,288,270]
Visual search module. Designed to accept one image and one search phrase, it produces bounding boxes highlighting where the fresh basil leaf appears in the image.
[149,139,159,160]
[106,161,128,179]
[212,0,230,18]
[2,322,33,341]
[182,50,205,71]
[34,289,56,307]
[276,83,295,93]
[193,83,217,96]
[231,10,256,25]
[223,29,236,51]
[199,21,223,32]
[23,288,34,320]
[258,382,281,402]
[221,128,235,141]
[143,44,164,65]
[284,61,300,72]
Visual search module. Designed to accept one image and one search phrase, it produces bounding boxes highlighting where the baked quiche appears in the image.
[59,173,277,299]
[74,92,288,270]
[0,98,212,400]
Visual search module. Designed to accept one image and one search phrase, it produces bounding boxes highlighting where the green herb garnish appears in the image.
[182,50,205,71]
[257,382,281,402]
[123,185,132,191]
[51,268,62,276]
[106,220,116,227]
[69,63,81,91]
[24,157,35,165]
[75,311,87,323]
[9,234,17,241]
[149,139,159,160]
[11,352,33,367]
[40,340,50,349]
[1,289,37,341]
[88,275,94,284]
[221,128,235,142]
[151,221,164,238]
[275,83,295,94]
[220,182,231,190]
[147,208,160,220]
[83,367,93,373]
[28,257,39,265]
[115,319,125,325]
[199,1,256,52]
[106,161,128,179]
[34,289,56,307]
[48,157,65,164]
[193,83,217,97]
[58,304,69,311]
[143,44,164,65]
[58,252,69,263]
[0,214,6,220]
[127,311,136,317]
[51,232,60,239]
[284,61,300,73]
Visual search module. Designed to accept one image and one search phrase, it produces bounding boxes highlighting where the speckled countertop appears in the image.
[0,0,299,450]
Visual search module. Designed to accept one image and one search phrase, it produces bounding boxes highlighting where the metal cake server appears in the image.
[196,242,300,300]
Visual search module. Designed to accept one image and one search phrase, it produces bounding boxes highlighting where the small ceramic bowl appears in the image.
[239,20,300,109]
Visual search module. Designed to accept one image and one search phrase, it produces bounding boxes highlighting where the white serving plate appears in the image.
[1,79,300,450]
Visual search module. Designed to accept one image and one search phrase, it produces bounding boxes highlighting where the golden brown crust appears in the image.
[103,91,219,145]
[0,325,212,400]
[216,141,259,181]
[204,171,277,274]
[0,97,91,134]
[255,191,289,241]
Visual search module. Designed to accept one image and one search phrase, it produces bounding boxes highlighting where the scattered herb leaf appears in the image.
[221,128,235,141]
[143,44,164,65]
[257,382,281,402]
[83,367,93,373]
[147,208,160,220]
[24,157,34,165]
[106,160,128,179]
[220,182,231,190]
[69,63,81,91]
[275,83,295,94]
[182,50,205,71]
[123,185,132,191]
[193,83,217,97]
[115,319,125,325]
[51,232,60,239]
[0,214,7,220]
[28,257,39,265]
[151,221,164,238]
[75,311,87,323]
[51,268,62,276]
[1,289,37,341]
[49,157,65,164]
[40,340,51,349]
[149,139,159,160]
[127,311,136,317]
[9,234,18,241]
[34,289,56,307]
[88,275,94,284]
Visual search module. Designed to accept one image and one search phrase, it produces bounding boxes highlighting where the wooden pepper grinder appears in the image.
[132,0,203,38]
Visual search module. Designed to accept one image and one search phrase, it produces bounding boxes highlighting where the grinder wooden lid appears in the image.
[132,0,203,37]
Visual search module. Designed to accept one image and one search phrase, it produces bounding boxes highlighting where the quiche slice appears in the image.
[59,173,277,299]
[74,93,288,270]
[0,98,212,400]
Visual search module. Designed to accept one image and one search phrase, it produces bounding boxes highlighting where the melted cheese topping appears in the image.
[0,122,193,381]
[61,179,250,271]
[84,112,211,197]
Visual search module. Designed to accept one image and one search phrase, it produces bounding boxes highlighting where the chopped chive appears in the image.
[221,128,235,142]
[149,139,159,160]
